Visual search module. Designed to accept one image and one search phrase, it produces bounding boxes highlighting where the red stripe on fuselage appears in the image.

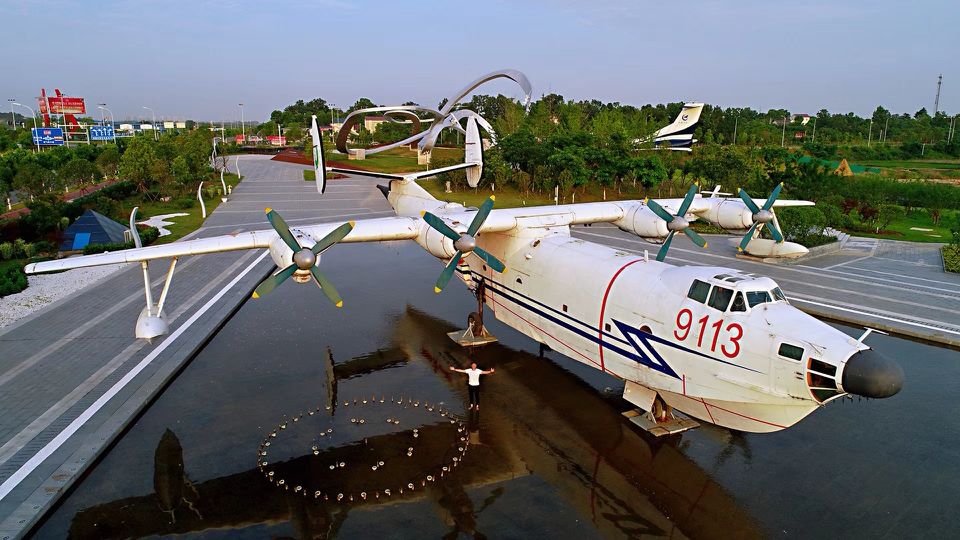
[597,259,644,373]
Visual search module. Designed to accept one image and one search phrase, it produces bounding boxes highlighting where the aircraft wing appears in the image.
[25,216,420,274]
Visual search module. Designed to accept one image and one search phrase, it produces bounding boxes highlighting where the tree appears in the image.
[95,146,121,178]
[59,158,102,188]
[119,137,163,194]
[348,98,377,113]
[874,204,905,233]
[12,162,52,199]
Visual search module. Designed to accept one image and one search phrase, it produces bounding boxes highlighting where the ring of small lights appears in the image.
[257,395,469,503]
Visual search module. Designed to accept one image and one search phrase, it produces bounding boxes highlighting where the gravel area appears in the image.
[0,263,128,328]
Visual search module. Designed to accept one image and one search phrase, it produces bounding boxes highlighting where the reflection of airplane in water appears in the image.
[68,307,761,539]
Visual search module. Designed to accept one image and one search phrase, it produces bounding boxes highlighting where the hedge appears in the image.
[944,246,960,273]
[82,226,160,255]
[0,260,28,297]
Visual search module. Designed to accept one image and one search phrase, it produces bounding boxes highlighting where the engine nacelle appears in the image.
[416,221,457,259]
[702,200,754,231]
[267,235,316,282]
[614,205,669,240]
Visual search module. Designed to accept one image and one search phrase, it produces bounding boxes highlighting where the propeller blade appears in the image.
[738,189,761,214]
[311,221,355,255]
[766,221,784,243]
[738,223,759,252]
[310,266,343,307]
[655,231,676,262]
[434,251,462,293]
[422,212,461,242]
[466,196,495,237]
[762,182,783,211]
[252,264,297,298]
[265,208,301,252]
[676,184,699,216]
[645,198,675,223]
[683,227,708,248]
[472,246,506,273]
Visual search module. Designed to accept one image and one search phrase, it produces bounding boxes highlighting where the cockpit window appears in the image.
[687,280,710,303]
[730,292,747,312]
[746,290,772,307]
[708,286,733,311]
[771,287,787,302]
[778,343,804,361]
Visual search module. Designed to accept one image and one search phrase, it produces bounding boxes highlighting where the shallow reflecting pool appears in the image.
[35,242,960,538]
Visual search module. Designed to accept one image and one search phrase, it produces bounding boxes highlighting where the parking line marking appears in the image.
[0,250,269,502]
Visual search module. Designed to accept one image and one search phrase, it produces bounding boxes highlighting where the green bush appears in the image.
[0,261,28,297]
[943,246,960,273]
[13,238,27,258]
[0,242,12,260]
[82,226,160,255]
[174,197,196,210]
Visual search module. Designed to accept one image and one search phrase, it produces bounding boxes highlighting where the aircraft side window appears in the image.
[771,287,787,302]
[730,292,747,312]
[687,280,710,303]
[746,291,771,307]
[707,286,733,311]
[778,343,804,361]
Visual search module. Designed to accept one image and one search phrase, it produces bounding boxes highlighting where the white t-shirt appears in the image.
[465,368,483,386]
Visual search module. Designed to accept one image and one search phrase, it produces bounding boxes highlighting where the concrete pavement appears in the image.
[0,156,391,538]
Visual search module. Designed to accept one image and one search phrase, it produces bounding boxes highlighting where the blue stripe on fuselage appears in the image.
[457,269,760,376]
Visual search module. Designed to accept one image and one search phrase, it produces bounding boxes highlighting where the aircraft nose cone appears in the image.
[842,349,904,398]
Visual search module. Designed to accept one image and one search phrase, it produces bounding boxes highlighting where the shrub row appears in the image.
[82,226,160,255]
[0,261,27,297]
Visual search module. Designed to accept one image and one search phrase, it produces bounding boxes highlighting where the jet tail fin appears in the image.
[310,115,326,193]
[652,102,703,152]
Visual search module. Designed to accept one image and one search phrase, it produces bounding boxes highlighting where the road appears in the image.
[0,156,388,538]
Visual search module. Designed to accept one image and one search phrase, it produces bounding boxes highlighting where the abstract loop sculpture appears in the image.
[335,69,532,157]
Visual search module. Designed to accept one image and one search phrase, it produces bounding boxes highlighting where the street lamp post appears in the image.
[7,98,16,129]
[883,115,890,143]
[142,106,157,141]
[732,115,739,145]
[239,103,245,141]
[868,118,873,146]
[781,115,787,147]
[13,102,39,152]
[812,116,817,142]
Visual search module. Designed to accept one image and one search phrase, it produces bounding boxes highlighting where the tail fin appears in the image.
[310,115,326,193]
[464,116,483,188]
[652,102,703,151]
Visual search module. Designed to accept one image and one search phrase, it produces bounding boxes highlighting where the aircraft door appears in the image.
[770,338,807,396]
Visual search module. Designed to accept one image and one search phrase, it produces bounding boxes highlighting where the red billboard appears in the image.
[39,96,86,115]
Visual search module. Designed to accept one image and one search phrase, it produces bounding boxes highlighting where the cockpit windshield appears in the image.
[687,277,788,312]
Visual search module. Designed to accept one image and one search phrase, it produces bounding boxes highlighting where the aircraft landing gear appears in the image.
[622,382,699,436]
[447,280,498,347]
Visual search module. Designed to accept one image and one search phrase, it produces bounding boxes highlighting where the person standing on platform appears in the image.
[450,362,494,410]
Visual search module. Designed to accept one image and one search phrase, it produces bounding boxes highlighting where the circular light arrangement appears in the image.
[257,395,468,504]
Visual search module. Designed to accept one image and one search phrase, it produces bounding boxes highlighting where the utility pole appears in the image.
[812,116,817,142]
[781,115,787,147]
[733,115,739,145]
[883,115,890,143]
[239,103,245,141]
[7,98,16,129]
[934,74,942,116]
[868,118,873,146]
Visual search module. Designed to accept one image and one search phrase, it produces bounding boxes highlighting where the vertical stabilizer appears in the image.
[651,103,703,151]
[310,115,326,194]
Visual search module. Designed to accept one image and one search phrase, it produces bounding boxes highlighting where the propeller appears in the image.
[644,184,708,262]
[252,207,355,307]
[737,183,784,252]
[421,196,506,293]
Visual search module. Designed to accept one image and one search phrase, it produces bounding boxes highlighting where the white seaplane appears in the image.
[26,111,903,435]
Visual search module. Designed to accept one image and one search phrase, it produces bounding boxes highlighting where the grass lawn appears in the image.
[303,169,315,181]
[859,160,960,170]
[118,172,241,244]
[326,146,464,173]
[420,181,664,209]
[843,208,956,243]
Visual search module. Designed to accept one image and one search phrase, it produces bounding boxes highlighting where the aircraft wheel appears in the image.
[467,312,483,335]
[652,396,670,423]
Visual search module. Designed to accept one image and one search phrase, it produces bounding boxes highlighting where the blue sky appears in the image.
[1,0,956,122]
